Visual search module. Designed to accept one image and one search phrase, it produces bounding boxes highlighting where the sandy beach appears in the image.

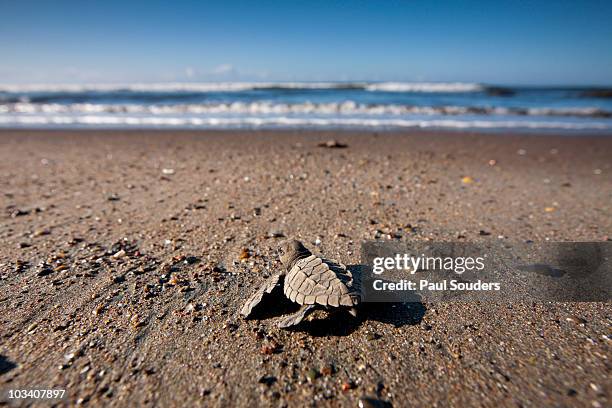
[0,129,610,407]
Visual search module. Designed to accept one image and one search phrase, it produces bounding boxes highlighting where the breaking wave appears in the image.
[1,102,610,119]
[0,81,485,94]
[2,82,611,132]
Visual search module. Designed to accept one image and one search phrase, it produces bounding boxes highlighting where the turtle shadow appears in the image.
[290,310,361,337]
[363,301,426,327]
[292,301,427,337]
[0,355,17,375]
[244,284,302,320]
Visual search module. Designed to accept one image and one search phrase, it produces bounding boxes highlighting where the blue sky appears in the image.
[1,0,611,85]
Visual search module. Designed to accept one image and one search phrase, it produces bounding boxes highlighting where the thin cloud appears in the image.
[212,64,234,75]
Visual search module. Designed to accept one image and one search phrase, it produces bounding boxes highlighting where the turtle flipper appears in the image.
[240,273,284,318]
[277,305,316,329]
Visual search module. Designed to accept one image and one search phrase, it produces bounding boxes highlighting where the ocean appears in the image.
[1,82,611,132]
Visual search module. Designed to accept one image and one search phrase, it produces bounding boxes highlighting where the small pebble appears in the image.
[11,209,30,218]
[37,263,54,277]
[589,383,601,392]
[34,229,51,237]
[566,316,587,325]
[111,249,126,259]
[267,230,285,238]
[111,275,126,284]
[320,364,334,376]
[184,256,199,264]
[341,381,356,392]
[260,341,282,355]
[306,368,320,382]
[318,140,348,148]
[239,248,250,261]
[130,314,145,328]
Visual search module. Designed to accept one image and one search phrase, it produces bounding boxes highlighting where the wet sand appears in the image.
[0,129,610,407]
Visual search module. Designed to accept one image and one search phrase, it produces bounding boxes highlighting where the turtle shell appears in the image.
[283,254,360,307]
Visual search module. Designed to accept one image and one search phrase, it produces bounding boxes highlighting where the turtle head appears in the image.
[278,239,311,270]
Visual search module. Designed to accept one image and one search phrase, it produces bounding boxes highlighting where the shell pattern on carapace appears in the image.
[284,254,360,308]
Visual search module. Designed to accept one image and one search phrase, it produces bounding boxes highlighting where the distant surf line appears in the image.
[1,114,610,131]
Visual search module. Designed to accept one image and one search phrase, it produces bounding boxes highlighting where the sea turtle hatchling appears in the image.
[240,239,361,328]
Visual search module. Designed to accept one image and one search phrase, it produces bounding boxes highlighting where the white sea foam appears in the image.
[2,102,610,118]
[0,114,609,130]
[365,82,484,92]
[525,107,609,117]
[0,81,484,93]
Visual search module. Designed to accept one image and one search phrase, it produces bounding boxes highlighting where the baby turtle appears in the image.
[241,239,361,328]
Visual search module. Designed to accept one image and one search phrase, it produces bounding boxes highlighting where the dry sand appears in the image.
[0,129,610,407]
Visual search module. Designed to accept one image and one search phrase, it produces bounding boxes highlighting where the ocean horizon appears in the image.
[2,81,612,132]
